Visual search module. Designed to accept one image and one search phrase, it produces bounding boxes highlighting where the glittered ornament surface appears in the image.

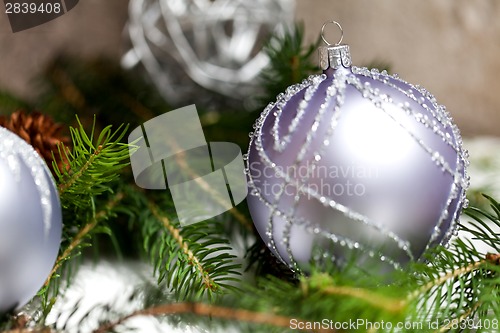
[246,22,469,272]
[0,127,62,313]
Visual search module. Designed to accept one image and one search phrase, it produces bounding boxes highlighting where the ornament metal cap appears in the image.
[318,21,352,70]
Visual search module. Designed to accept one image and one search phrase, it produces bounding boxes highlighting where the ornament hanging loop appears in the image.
[321,20,343,46]
[318,20,352,70]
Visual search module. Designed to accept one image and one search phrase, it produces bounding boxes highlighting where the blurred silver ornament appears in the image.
[246,22,469,273]
[0,127,62,313]
[122,0,294,106]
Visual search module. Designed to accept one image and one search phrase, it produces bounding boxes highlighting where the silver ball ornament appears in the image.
[246,24,469,272]
[0,127,62,313]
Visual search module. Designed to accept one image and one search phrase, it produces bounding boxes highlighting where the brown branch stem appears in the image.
[2,329,53,333]
[58,144,104,194]
[321,285,406,313]
[406,259,485,302]
[44,191,124,287]
[92,302,305,333]
[435,302,480,333]
[407,252,500,305]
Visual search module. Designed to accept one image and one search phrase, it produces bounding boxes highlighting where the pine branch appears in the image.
[406,258,484,302]
[92,302,299,333]
[436,303,479,333]
[233,200,500,332]
[44,191,125,287]
[139,197,242,301]
[148,202,217,292]
[2,329,53,333]
[462,194,500,252]
[26,117,136,319]
[54,116,131,211]
[1,26,499,333]
[306,273,406,313]
[50,194,499,333]
[258,23,319,107]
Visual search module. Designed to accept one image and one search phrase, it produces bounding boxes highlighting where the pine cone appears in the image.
[0,110,70,175]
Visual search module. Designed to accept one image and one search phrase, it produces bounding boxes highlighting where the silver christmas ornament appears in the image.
[0,127,62,313]
[246,22,469,272]
[123,0,294,105]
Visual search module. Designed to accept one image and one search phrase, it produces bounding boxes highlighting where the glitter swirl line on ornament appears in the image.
[249,101,304,266]
[247,175,406,270]
[346,74,457,178]
[268,74,336,269]
[261,74,332,267]
[247,23,469,272]
[247,66,468,267]
[367,68,463,156]
[360,67,453,130]
[269,72,414,261]
[295,74,340,162]
[280,71,363,269]
[387,72,454,129]
[432,129,466,247]
[428,127,468,247]
[355,67,459,152]
[247,172,414,262]
[348,73,462,247]
[275,73,343,269]
[280,73,342,269]
[362,67,470,190]
[350,67,469,249]
[303,223,402,270]
[352,69,468,249]
[272,75,326,153]
[249,79,415,262]
[248,74,416,265]
[249,82,311,266]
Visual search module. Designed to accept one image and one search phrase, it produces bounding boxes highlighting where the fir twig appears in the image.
[2,25,500,332]
[306,273,406,313]
[44,191,125,287]
[406,259,485,302]
[2,329,53,333]
[54,116,131,210]
[92,302,299,333]
[148,202,215,292]
[34,117,134,316]
[258,23,319,106]
[140,197,241,301]
[435,303,480,333]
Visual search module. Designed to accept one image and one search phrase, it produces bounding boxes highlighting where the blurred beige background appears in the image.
[1,0,500,136]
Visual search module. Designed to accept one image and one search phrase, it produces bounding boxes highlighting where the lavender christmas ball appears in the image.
[0,127,62,313]
[246,41,469,272]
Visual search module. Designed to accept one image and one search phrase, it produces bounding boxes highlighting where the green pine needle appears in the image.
[54,115,131,211]
[139,198,242,302]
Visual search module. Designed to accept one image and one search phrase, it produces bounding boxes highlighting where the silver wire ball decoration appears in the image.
[246,23,470,273]
[123,0,295,106]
